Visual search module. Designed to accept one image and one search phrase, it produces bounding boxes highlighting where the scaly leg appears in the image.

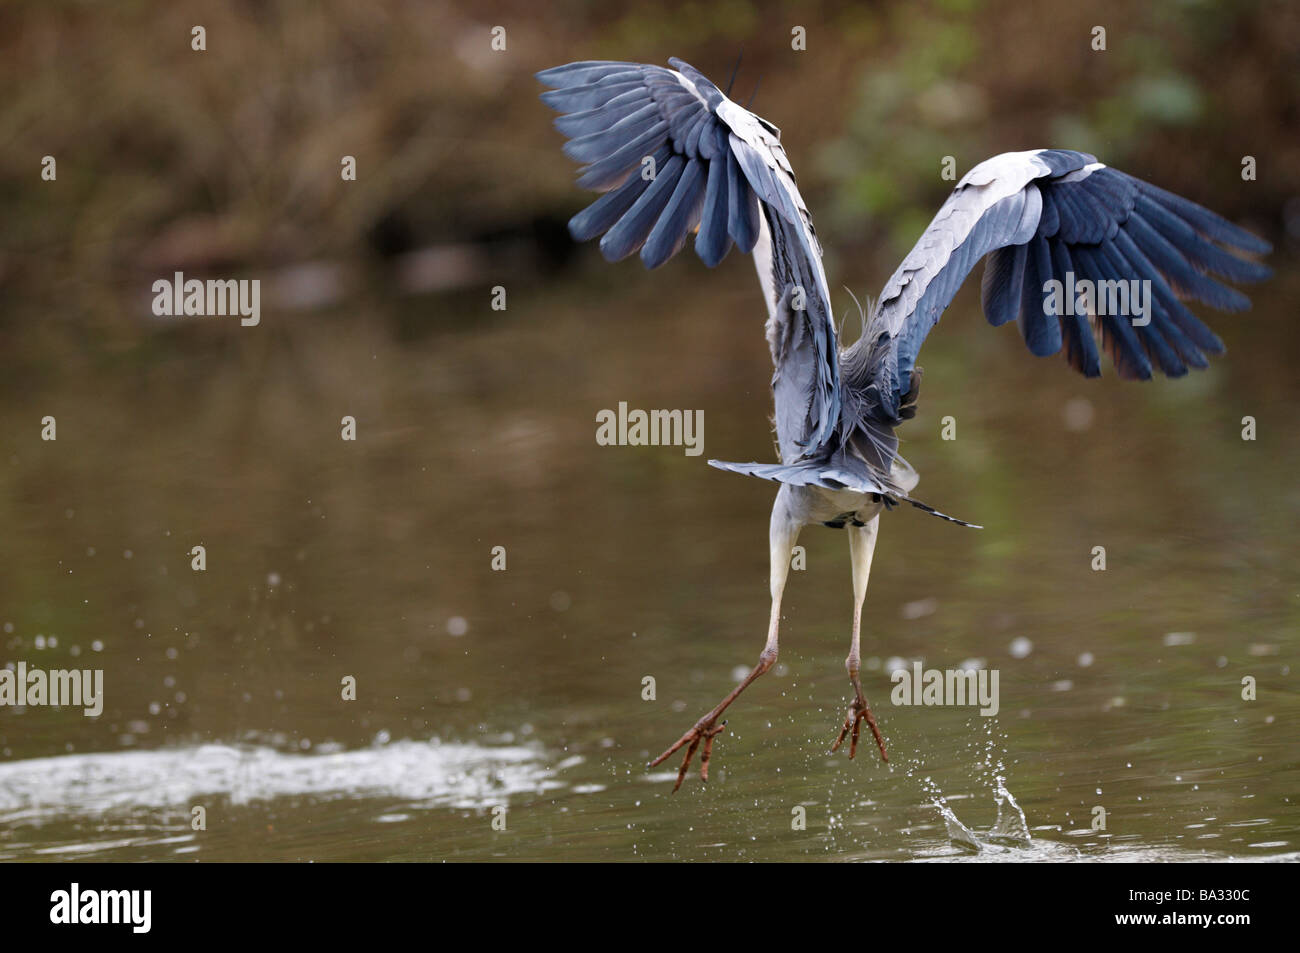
[830,516,888,762]
[649,487,802,791]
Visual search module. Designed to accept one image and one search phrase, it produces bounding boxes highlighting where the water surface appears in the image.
[1,259,1297,861]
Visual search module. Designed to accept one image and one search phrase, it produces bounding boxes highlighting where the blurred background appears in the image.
[0,0,1296,861]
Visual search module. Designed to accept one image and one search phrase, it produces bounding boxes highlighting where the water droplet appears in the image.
[1063,397,1094,432]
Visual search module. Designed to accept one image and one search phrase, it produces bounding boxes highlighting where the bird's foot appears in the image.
[648,715,728,792]
[830,694,888,762]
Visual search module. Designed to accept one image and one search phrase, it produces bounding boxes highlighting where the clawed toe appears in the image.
[829,697,888,762]
[649,718,728,792]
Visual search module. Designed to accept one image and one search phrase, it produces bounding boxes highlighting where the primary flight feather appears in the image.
[537,58,1271,789]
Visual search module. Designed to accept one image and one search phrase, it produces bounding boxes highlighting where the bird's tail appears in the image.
[707,459,982,528]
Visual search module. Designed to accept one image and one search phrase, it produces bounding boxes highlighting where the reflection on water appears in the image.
[0,258,1297,861]
[0,739,558,859]
[0,739,557,817]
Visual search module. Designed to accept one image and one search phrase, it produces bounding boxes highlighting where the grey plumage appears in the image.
[539,58,1274,788]
[537,61,1271,524]
[537,58,841,464]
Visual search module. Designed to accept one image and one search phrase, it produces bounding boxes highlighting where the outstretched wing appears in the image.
[850,149,1271,423]
[537,59,839,460]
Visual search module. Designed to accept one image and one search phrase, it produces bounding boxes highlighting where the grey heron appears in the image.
[536,58,1271,791]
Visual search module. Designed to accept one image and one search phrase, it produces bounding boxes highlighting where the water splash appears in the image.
[0,739,561,823]
[920,721,1032,853]
[987,776,1031,846]
[929,785,983,851]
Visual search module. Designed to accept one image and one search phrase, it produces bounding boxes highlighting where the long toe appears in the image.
[829,712,854,754]
[651,717,726,792]
[698,721,727,783]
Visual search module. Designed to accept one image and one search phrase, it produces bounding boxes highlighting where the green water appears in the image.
[0,259,1297,861]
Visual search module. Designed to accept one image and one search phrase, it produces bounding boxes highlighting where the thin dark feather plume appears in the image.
[842,286,869,340]
[725,47,743,97]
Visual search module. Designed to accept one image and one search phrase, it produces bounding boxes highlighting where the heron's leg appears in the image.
[649,488,802,791]
[830,516,888,761]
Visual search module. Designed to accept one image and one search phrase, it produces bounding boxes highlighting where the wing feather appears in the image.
[539,58,841,457]
[845,149,1270,424]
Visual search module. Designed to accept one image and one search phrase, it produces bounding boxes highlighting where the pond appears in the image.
[1,255,1296,861]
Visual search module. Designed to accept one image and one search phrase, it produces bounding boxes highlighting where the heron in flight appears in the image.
[536,58,1270,791]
